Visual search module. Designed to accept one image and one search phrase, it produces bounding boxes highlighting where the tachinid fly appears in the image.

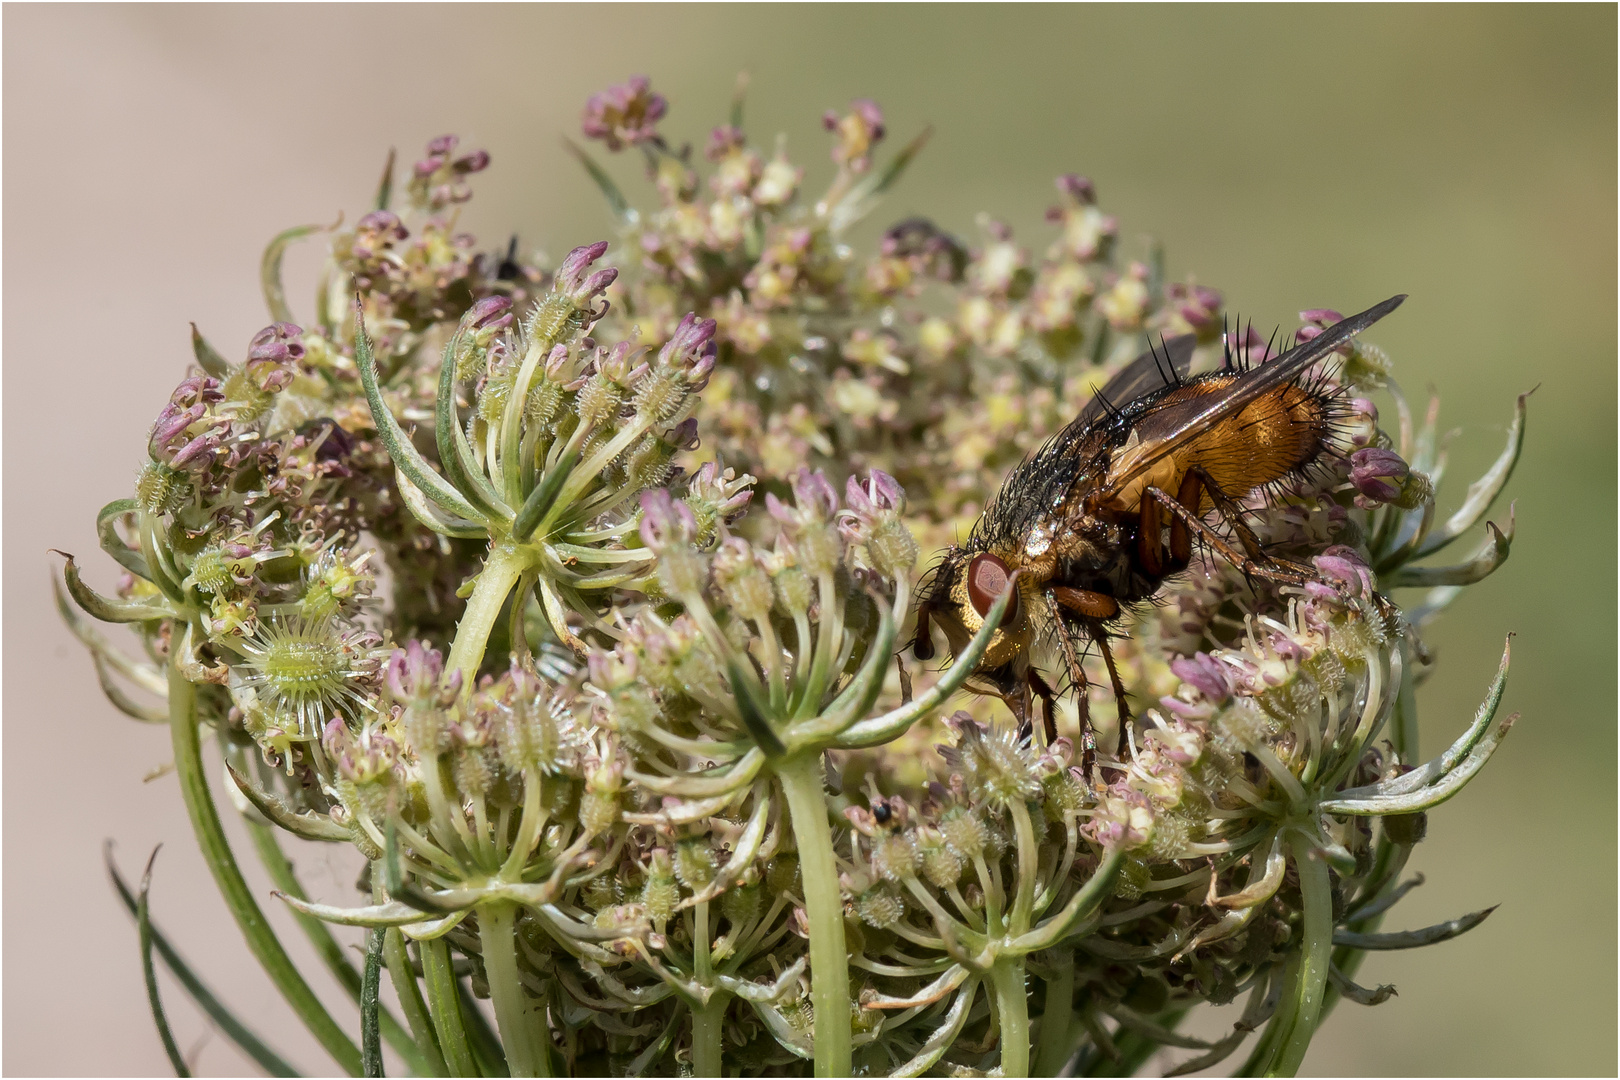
[911,295,1406,770]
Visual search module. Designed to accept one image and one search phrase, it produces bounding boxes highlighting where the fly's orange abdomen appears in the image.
[1180,382,1330,504]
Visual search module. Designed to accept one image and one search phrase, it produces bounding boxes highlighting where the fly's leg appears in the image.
[1168,469,1203,568]
[1189,467,1318,580]
[1146,485,1313,588]
[1138,486,1165,578]
[1094,632,1133,756]
[1044,591,1096,779]
[1028,668,1059,748]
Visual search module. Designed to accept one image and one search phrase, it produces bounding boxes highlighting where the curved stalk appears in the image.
[447,542,532,686]
[481,902,552,1076]
[775,754,850,1077]
[166,648,363,1075]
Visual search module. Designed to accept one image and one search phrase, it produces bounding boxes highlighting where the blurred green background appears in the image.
[6,4,1613,1075]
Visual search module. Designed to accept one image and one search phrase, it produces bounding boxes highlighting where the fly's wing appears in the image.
[1076,334,1200,426]
[1100,294,1406,498]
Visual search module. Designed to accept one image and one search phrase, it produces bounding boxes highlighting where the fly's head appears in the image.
[913,541,1038,673]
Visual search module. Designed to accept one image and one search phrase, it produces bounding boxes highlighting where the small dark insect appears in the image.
[912,295,1406,770]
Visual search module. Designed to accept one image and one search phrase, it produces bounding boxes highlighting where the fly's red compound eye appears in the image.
[966,553,1018,621]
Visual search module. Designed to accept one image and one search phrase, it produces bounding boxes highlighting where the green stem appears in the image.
[446,543,532,687]
[1033,953,1075,1076]
[421,937,480,1077]
[480,903,552,1077]
[384,929,449,1076]
[692,901,723,1077]
[776,755,851,1078]
[248,824,430,1075]
[166,651,363,1075]
[990,959,1031,1078]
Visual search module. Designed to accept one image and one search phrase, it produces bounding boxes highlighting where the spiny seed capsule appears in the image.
[187,546,235,595]
[136,460,193,516]
[766,854,801,896]
[642,854,680,923]
[792,525,842,579]
[578,784,620,834]
[865,519,918,578]
[673,838,717,889]
[870,833,920,883]
[583,877,615,911]
[720,882,761,925]
[575,375,622,429]
[1042,770,1087,821]
[855,887,904,929]
[1145,813,1190,861]
[919,836,963,888]
[1114,855,1152,900]
[238,617,367,736]
[772,565,813,616]
[633,370,687,421]
[524,377,565,428]
[939,808,988,859]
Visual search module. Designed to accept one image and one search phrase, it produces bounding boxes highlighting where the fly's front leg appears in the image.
[1094,633,1133,756]
[1044,591,1096,779]
[1028,668,1059,748]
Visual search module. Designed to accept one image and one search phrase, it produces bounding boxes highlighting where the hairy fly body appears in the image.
[913,295,1407,766]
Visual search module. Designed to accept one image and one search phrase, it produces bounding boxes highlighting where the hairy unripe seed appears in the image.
[920,837,963,888]
[773,565,813,615]
[855,887,904,929]
[1114,855,1151,900]
[673,838,717,889]
[576,375,622,429]
[766,854,801,896]
[1144,812,1189,861]
[642,864,680,923]
[794,525,842,579]
[866,519,918,578]
[715,558,772,622]
[524,378,565,428]
[720,882,761,925]
[633,370,687,421]
[939,808,988,859]
[136,460,193,515]
[188,546,234,595]
[655,548,707,598]
[1042,770,1087,821]
[870,833,920,883]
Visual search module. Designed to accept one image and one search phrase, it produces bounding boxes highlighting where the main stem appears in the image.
[481,902,552,1077]
[776,754,851,1077]
[446,542,531,686]
[167,649,363,1075]
[991,960,1031,1079]
[1269,834,1335,1077]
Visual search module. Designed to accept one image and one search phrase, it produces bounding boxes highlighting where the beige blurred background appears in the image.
[4,4,1613,1076]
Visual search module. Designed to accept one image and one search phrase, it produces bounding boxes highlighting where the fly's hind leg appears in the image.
[1146,483,1312,588]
